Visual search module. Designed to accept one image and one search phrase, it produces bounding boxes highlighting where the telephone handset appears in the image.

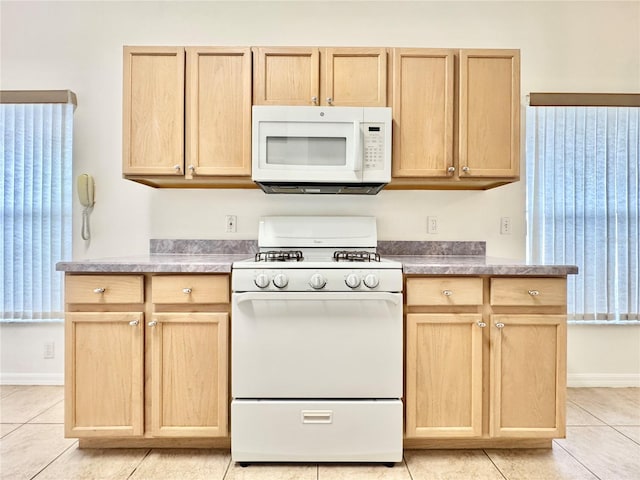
[77,174,95,208]
[77,174,95,240]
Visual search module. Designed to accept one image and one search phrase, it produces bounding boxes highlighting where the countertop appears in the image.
[56,253,578,276]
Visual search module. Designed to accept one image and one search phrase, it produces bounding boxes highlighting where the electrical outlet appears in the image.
[427,216,438,234]
[225,215,237,233]
[43,342,55,359]
[500,217,512,235]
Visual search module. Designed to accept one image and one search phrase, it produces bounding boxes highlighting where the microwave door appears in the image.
[255,121,360,182]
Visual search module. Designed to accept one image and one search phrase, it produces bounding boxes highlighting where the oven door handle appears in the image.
[234,291,402,305]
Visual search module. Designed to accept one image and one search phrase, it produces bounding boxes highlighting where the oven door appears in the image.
[231,291,402,399]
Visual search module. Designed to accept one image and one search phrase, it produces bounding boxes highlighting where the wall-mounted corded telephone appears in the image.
[77,174,95,240]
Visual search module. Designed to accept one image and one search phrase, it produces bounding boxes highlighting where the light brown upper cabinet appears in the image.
[390,48,520,189]
[253,47,387,107]
[123,46,253,186]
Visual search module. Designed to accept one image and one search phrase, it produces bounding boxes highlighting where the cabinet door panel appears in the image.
[324,48,387,106]
[253,47,319,105]
[392,49,454,177]
[406,314,483,438]
[65,312,144,438]
[186,47,252,176]
[490,314,566,438]
[123,47,184,175]
[459,49,520,178]
[150,313,228,437]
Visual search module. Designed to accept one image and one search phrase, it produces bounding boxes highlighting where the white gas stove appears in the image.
[231,216,403,466]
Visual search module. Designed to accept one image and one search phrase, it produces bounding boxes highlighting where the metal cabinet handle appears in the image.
[93,287,105,294]
[311,96,318,105]
[495,322,505,328]
[528,290,540,296]
[477,321,487,328]
[442,290,453,296]
[188,165,196,174]
[173,164,182,174]
[326,97,333,105]
[447,166,456,174]
[148,320,157,327]
[182,288,192,294]
[129,320,139,326]
[461,166,470,173]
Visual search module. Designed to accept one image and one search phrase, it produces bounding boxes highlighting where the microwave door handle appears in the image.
[353,121,362,172]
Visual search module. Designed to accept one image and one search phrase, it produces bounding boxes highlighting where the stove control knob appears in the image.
[345,273,361,289]
[309,273,327,290]
[273,273,289,289]
[363,273,380,289]
[254,273,270,289]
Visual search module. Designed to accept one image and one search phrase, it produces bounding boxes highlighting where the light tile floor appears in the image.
[1,386,638,479]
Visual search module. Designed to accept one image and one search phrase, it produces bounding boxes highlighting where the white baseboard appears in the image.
[568,373,640,387]
[1,373,64,385]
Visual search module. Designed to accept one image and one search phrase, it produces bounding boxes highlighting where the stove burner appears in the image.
[333,250,381,262]
[255,250,304,262]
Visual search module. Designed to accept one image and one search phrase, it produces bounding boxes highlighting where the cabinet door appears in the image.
[490,314,566,438]
[323,47,387,106]
[391,49,454,177]
[459,49,520,178]
[406,313,483,438]
[149,312,228,437]
[123,46,185,175]
[253,47,320,105]
[185,47,252,177]
[65,312,144,438]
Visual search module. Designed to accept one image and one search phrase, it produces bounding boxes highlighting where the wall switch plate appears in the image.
[225,215,237,233]
[427,216,438,234]
[44,341,55,359]
[500,217,511,235]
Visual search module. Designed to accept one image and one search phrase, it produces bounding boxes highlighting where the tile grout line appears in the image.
[29,439,79,480]
[126,447,153,479]
[403,453,415,480]
[482,449,509,480]
[552,437,603,480]
[568,399,611,426]
[221,454,233,480]
[608,425,640,447]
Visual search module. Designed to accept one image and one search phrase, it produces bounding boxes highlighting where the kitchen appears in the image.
[1,1,639,479]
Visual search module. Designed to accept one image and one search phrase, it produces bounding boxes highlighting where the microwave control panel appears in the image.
[363,124,385,171]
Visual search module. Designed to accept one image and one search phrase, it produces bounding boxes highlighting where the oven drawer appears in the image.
[65,275,143,304]
[231,400,402,462]
[151,275,229,304]
[406,277,483,306]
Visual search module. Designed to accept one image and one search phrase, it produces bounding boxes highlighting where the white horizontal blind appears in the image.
[526,106,639,323]
[1,104,73,322]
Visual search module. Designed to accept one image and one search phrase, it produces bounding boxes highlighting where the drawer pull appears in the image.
[477,321,487,328]
[93,287,105,294]
[148,320,158,327]
[182,288,192,294]
[129,320,139,326]
[301,410,333,424]
[442,290,453,296]
[495,322,505,329]
[528,290,540,296]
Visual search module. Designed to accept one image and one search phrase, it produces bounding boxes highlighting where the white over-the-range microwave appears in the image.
[252,105,392,194]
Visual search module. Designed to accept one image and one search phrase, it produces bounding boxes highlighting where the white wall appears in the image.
[1,1,639,385]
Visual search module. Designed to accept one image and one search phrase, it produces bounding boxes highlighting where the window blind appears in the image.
[1,103,73,322]
[526,106,639,323]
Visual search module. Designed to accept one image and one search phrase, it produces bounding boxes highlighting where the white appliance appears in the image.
[252,106,392,194]
[231,216,403,465]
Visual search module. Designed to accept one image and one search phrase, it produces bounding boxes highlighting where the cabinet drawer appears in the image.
[65,275,143,304]
[406,277,483,306]
[151,275,229,304]
[490,278,566,306]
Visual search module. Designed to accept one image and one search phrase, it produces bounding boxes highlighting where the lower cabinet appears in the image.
[405,276,567,442]
[64,273,229,440]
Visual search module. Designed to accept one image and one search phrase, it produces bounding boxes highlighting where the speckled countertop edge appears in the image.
[56,240,578,275]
